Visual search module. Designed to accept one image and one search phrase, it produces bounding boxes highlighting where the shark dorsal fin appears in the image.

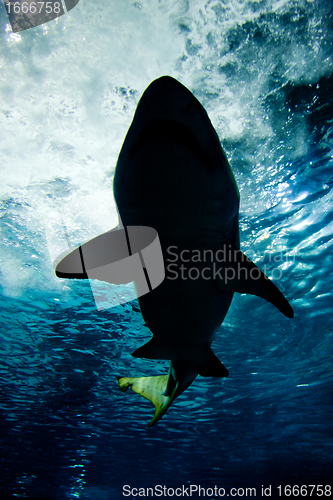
[214,245,293,318]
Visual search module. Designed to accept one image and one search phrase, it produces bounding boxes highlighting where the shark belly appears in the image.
[114,128,237,364]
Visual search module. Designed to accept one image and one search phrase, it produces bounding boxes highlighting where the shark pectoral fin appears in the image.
[55,227,133,284]
[116,374,175,427]
[215,246,294,318]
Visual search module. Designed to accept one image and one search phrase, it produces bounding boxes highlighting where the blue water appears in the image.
[0,1,332,498]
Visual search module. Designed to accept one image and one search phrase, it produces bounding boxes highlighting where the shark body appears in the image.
[56,76,293,426]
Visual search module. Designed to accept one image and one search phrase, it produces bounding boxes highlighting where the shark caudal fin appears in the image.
[214,245,294,318]
[117,374,176,427]
[132,340,229,378]
[117,360,199,427]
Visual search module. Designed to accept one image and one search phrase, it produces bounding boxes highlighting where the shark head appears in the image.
[114,76,240,237]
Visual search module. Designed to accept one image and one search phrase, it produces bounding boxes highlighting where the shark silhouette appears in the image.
[55,76,293,427]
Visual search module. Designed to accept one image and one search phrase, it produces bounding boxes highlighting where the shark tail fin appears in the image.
[132,340,229,378]
[116,374,175,427]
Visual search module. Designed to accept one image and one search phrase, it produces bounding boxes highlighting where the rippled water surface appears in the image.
[0,1,332,498]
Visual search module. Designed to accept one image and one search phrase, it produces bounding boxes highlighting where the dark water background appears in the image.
[0,0,332,498]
